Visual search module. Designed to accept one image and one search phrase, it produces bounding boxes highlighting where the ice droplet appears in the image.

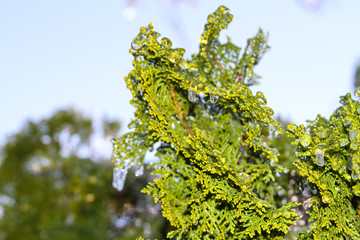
[188,89,196,103]
[268,124,276,140]
[315,149,324,167]
[180,60,188,70]
[354,87,360,98]
[351,169,359,181]
[168,52,177,63]
[210,93,219,103]
[189,67,199,76]
[340,138,349,146]
[350,142,359,150]
[131,36,144,50]
[318,128,329,139]
[269,159,276,167]
[300,134,312,147]
[239,172,250,183]
[349,128,358,141]
[135,165,144,177]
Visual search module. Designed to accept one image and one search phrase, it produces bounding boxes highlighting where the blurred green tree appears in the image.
[0,108,170,240]
[354,63,360,89]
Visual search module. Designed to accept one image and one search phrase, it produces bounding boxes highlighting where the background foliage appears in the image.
[0,108,170,239]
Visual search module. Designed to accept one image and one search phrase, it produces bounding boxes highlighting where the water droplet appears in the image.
[349,128,358,141]
[340,138,349,146]
[354,87,360,98]
[131,36,144,50]
[135,165,144,176]
[161,37,172,48]
[111,138,116,144]
[300,134,312,147]
[315,149,324,166]
[268,124,276,140]
[351,170,359,180]
[180,60,188,70]
[188,89,196,103]
[210,93,219,103]
[256,91,267,105]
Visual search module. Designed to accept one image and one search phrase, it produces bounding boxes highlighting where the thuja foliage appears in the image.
[287,92,360,239]
[112,5,360,239]
[113,6,300,239]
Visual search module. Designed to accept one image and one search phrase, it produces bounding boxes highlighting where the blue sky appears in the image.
[1,0,360,145]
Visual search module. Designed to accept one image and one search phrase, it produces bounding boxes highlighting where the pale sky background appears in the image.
[1,0,360,146]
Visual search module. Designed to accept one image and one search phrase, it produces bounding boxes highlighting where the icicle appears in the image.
[135,165,144,177]
[352,169,359,181]
[113,167,128,191]
[188,89,196,103]
[349,128,358,141]
[315,149,324,167]
[348,156,353,170]
[268,124,276,140]
[112,160,131,191]
[300,134,311,147]
[210,93,219,103]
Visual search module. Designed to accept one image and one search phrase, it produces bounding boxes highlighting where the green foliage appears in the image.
[0,108,170,240]
[287,92,360,239]
[113,6,300,239]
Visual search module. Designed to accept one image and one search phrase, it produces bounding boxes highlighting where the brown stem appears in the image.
[216,60,224,70]
[170,86,194,135]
